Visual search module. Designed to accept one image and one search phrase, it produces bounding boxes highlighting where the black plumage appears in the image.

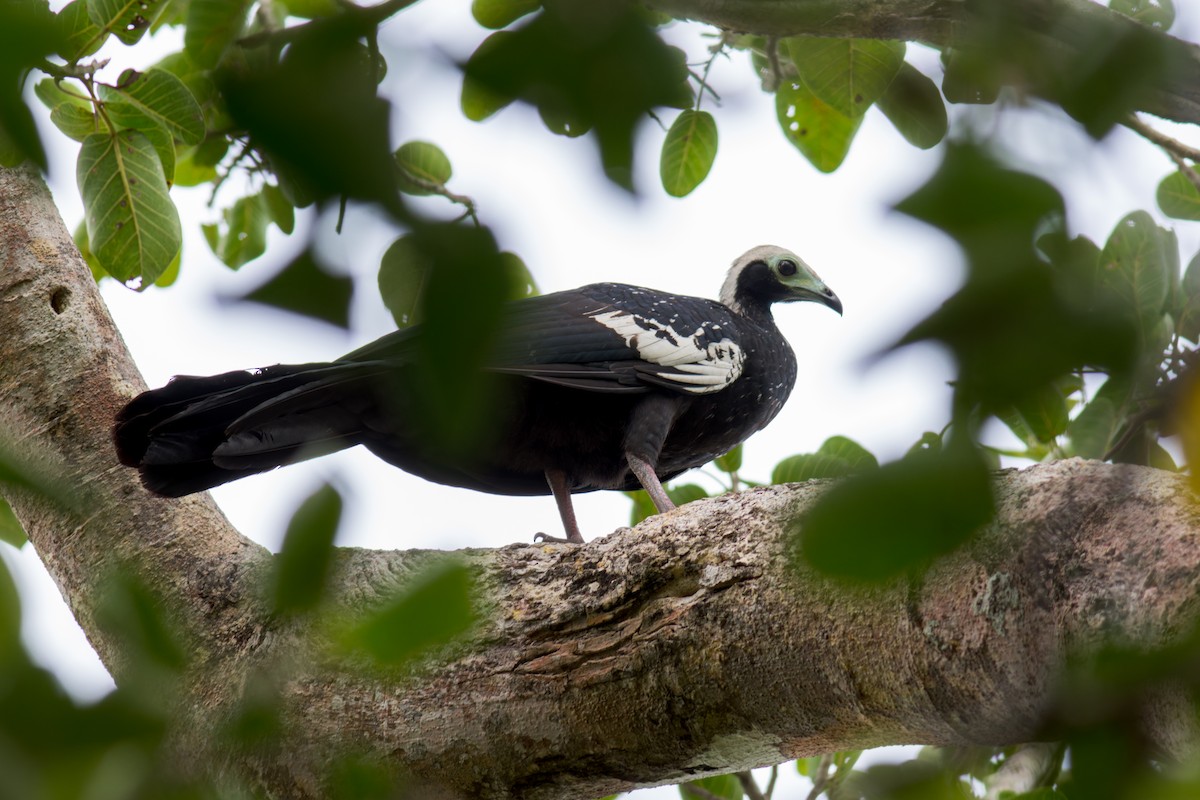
[114,245,841,542]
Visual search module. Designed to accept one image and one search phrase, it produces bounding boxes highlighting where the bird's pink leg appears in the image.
[534,469,586,544]
[627,454,676,514]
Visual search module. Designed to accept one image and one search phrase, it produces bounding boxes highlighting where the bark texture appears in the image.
[644,0,1200,126]
[3,164,1200,797]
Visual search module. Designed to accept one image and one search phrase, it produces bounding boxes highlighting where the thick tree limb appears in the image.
[644,0,1200,127]
[3,163,1200,798]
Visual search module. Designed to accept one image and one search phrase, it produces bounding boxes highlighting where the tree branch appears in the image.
[2,163,1200,798]
[643,0,1200,127]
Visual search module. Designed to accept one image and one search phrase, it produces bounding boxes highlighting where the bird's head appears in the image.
[719,245,842,318]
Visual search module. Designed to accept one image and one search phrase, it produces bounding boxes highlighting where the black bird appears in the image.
[114,245,841,542]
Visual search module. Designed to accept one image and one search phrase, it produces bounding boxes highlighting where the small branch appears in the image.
[764,765,778,799]
[397,170,480,226]
[1124,115,1200,163]
[805,754,834,800]
[984,743,1064,800]
[1168,150,1200,196]
[764,36,784,93]
[737,770,767,800]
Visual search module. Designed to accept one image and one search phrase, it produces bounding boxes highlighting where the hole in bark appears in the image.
[50,287,70,314]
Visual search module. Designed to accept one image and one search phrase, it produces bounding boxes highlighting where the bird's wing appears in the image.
[491,284,748,396]
[335,284,748,395]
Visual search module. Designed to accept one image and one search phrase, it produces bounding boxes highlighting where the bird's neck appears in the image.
[725,295,778,327]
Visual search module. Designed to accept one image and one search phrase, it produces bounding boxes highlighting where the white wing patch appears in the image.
[590,309,745,394]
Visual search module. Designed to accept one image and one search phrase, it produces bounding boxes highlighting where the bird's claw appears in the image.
[534,531,582,545]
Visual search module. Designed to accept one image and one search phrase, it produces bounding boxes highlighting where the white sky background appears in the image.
[5,1,1200,797]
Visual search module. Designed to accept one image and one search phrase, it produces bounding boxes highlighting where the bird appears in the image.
[114,245,842,543]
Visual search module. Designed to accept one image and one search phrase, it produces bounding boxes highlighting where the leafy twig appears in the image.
[396,171,480,226]
[692,31,732,112]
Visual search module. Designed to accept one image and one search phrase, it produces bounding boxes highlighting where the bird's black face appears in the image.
[721,245,842,317]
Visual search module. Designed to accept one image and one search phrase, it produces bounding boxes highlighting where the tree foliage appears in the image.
[2,0,1200,797]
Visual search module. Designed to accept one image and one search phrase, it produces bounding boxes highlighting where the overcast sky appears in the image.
[6,2,1200,796]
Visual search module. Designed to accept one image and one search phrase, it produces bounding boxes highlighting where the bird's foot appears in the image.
[534,531,584,545]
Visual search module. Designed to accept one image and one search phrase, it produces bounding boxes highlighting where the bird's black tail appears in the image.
[114,362,383,497]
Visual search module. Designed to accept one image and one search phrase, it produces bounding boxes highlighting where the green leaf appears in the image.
[796,445,994,582]
[410,226,523,451]
[241,248,353,328]
[185,0,251,68]
[775,80,862,173]
[714,444,742,474]
[272,483,342,616]
[154,247,181,287]
[74,220,107,282]
[681,774,741,800]
[192,133,230,167]
[461,32,517,122]
[0,124,23,167]
[218,30,402,213]
[261,183,295,235]
[346,559,476,665]
[1099,210,1173,338]
[660,109,718,198]
[87,0,162,44]
[173,144,218,186]
[537,104,591,137]
[96,571,188,684]
[77,130,182,288]
[99,68,205,145]
[627,489,657,525]
[772,436,877,483]
[876,61,947,150]
[895,144,1137,410]
[502,250,538,298]
[471,0,540,29]
[1149,441,1177,471]
[34,78,89,112]
[785,37,905,119]
[0,497,27,549]
[206,192,269,270]
[1176,251,1200,342]
[0,556,19,660]
[1010,789,1068,800]
[57,0,105,60]
[666,483,708,507]
[0,0,63,169]
[378,234,430,329]
[1109,0,1174,30]
[1067,376,1132,459]
[50,102,105,141]
[816,436,878,470]
[395,140,453,196]
[940,47,1001,105]
[1010,381,1070,443]
[280,0,339,18]
[1156,170,1200,221]
[460,3,686,191]
[139,122,176,184]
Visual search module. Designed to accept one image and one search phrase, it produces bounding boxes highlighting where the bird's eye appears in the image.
[778,259,798,277]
